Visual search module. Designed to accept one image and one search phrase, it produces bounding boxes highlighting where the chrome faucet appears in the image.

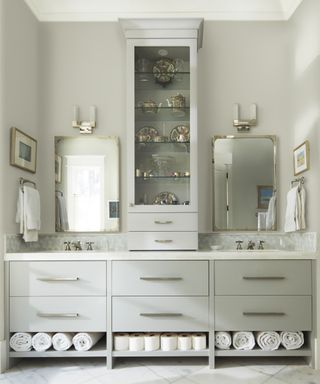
[64,241,71,251]
[72,241,82,251]
[247,240,255,250]
[258,240,265,250]
[235,240,243,250]
[86,241,94,251]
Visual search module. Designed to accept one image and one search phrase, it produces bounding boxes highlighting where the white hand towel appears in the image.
[255,331,281,351]
[280,331,304,350]
[284,186,299,232]
[52,333,74,351]
[215,331,232,350]
[232,331,255,350]
[296,186,306,230]
[73,332,104,351]
[10,332,32,352]
[266,194,276,230]
[32,332,53,352]
[56,195,69,231]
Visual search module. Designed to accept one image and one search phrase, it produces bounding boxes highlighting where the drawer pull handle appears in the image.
[37,312,79,318]
[140,313,182,317]
[242,276,285,280]
[37,277,80,282]
[154,240,173,243]
[243,312,286,317]
[154,220,173,224]
[140,277,183,281]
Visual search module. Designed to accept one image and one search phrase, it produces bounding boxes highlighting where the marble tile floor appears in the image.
[0,357,319,384]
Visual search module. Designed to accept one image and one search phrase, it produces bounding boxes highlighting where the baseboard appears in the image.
[0,339,7,373]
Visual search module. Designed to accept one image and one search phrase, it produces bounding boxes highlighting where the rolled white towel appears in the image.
[73,332,104,351]
[10,332,32,352]
[52,333,74,351]
[256,331,281,351]
[32,332,53,352]
[280,331,304,350]
[233,331,255,350]
[215,331,232,350]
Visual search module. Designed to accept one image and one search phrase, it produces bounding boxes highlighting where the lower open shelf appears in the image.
[113,349,209,357]
[215,346,312,357]
[9,338,107,358]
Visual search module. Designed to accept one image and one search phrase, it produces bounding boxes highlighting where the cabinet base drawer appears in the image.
[112,297,208,332]
[128,232,198,250]
[112,260,208,296]
[128,213,198,232]
[10,297,107,332]
[215,296,312,331]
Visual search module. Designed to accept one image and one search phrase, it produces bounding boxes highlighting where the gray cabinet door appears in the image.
[215,296,312,331]
[112,260,208,296]
[112,296,209,332]
[215,260,311,295]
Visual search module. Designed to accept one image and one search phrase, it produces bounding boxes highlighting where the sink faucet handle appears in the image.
[86,241,94,251]
[64,241,71,251]
[72,241,82,251]
[258,240,265,250]
[235,240,243,250]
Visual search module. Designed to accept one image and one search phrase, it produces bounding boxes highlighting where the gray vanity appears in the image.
[4,250,316,369]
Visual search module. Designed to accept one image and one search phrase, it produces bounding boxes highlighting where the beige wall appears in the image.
[0,0,40,350]
[39,21,291,233]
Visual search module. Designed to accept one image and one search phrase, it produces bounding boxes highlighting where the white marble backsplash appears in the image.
[5,232,317,253]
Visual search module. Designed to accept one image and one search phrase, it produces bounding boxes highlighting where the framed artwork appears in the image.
[257,185,273,209]
[55,154,62,183]
[293,140,310,176]
[10,127,37,173]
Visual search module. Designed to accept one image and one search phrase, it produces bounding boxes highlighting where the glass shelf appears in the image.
[135,108,190,122]
[136,176,190,180]
[135,73,190,90]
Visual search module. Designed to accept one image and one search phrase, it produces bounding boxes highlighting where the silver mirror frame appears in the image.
[212,134,277,232]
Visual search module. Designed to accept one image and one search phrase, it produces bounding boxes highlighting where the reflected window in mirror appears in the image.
[212,135,276,231]
[55,136,120,232]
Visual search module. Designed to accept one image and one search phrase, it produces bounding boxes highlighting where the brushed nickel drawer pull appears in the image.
[140,313,182,317]
[140,277,183,281]
[243,312,286,317]
[154,220,173,224]
[154,240,173,243]
[37,277,80,282]
[37,312,79,318]
[242,276,285,280]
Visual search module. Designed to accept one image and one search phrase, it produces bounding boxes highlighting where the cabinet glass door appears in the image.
[134,46,191,207]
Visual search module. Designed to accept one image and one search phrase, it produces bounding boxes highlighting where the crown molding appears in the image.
[24,0,304,22]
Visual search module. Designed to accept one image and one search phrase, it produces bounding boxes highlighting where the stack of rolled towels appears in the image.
[215,331,304,351]
[10,332,104,352]
[114,332,207,352]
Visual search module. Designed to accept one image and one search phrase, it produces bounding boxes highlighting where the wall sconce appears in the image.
[233,103,257,132]
[72,105,96,134]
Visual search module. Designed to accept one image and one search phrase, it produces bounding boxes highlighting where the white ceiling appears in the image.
[24,0,303,22]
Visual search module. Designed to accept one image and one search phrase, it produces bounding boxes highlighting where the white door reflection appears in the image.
[67,156,105,232]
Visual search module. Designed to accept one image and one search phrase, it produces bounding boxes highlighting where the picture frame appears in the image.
[10,127,37,173]
[55,154,62,183]
[293,140,310,176]
[257,185,273,209]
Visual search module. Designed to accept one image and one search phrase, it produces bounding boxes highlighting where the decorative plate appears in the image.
[169,125,190,142]
[135,127,159,142]
[153,191,178,205]
[152,59,176,84]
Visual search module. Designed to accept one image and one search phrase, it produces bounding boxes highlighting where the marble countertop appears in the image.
[4,250,317,261]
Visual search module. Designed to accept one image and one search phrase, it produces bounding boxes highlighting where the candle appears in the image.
[250,103,257,120]
[233,103,239,121]
[73,105,79,122]
[90,106,96,123]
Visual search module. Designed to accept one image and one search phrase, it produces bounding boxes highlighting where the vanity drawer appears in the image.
[215,296,312,331]
[215,260,311,295]
[128,232,198,250]
[112,297,209,332]
[10,261,107,297]
[128,213,198,232]
[112,261,208,296]
[10,297,107,332]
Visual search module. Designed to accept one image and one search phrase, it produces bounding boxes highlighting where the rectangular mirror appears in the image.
[55,136,120,232]
[212,135,276,231]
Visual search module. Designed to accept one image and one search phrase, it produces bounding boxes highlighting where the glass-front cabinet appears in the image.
[121,19,203,250]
